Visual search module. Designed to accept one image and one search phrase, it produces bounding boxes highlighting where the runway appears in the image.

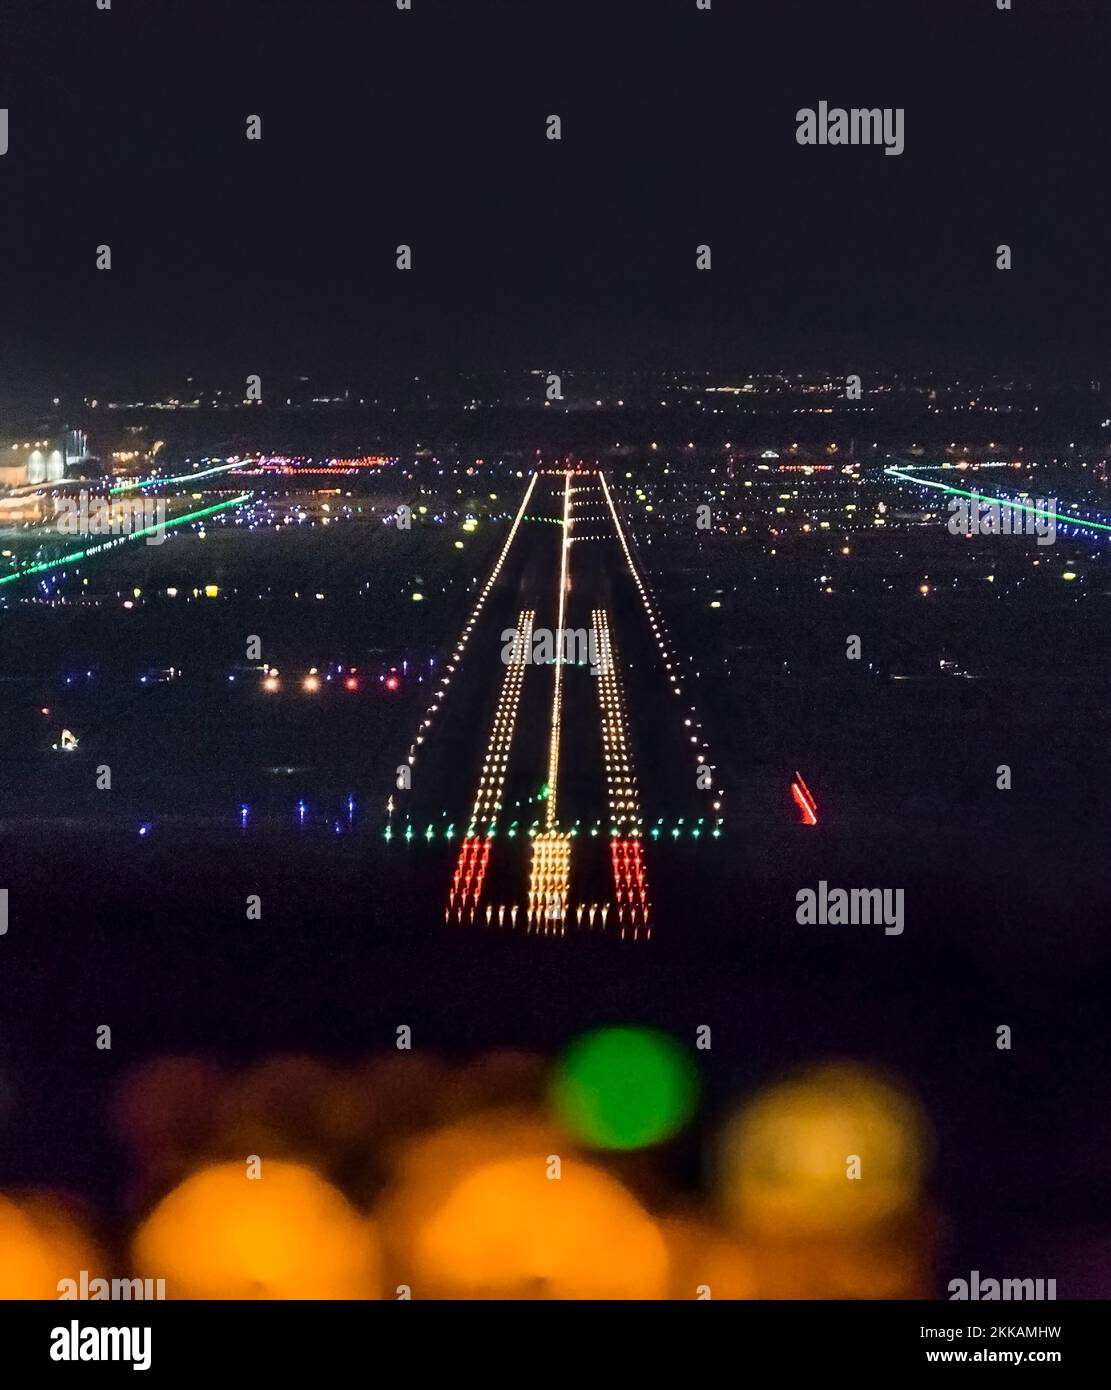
[388,467,725,937]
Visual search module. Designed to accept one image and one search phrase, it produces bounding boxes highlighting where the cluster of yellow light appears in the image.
[591,610,641,837]
[544,470,573,831]
[598,469,724,824]
[527,832,572,934]
[469,609,534,831]
[396,472,538,800]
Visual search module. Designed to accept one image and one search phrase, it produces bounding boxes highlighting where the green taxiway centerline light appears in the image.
[0,493,255,587]
[884,467,1111,532]
[549,1026,699,1151]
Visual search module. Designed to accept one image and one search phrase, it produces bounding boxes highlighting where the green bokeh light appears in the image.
[550,1026,698,1150]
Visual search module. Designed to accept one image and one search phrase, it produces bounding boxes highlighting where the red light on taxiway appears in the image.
[385,675,400,691]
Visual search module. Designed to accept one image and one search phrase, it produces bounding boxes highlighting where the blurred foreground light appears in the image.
[0,1194,103,1299]
[662,1214,754,1300]
[381,1111,667,1297]
[132,1161,379,1298]
[414,1154,668,1298]
[549,1026,698,1150]
[715,1062,928,1238]
[112,1054,224,1161]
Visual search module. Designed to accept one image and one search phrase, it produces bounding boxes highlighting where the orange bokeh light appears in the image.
[415,1154,668,1298]
[132,1160,379,1299]
[0,1194,103,1299]
[380,1113,669,1298]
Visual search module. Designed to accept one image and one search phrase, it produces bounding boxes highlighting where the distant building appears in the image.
[0,430,98,490]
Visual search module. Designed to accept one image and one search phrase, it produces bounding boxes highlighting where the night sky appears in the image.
[0,0,1108,394]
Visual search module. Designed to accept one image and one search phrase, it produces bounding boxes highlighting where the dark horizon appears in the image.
[2,0,1109,393]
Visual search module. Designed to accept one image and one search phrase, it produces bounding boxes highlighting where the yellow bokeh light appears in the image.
[716,1063,928,1239]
